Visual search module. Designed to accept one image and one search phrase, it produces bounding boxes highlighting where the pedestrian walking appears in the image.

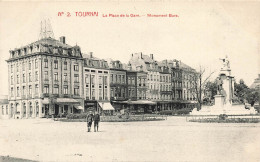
[86,111,94,132]
[93,112,100,132]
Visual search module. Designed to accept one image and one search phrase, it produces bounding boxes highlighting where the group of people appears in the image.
[86,111,100,132]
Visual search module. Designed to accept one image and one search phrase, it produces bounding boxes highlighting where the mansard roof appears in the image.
[32,37,72,48]
[8,37,83,61]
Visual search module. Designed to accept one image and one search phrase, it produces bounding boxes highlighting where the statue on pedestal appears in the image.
[219,56,230,70]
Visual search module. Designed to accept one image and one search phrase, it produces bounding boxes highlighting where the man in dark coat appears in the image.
[93,112,100,132]
[86,112,94,132]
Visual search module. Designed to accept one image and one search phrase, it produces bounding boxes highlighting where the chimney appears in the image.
[150,54,154,60]
[60,36,66,44]
[90,52,93,58]
[140,52,143,59]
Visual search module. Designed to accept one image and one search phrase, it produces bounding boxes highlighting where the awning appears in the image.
[98,102,115,110]
[42,98,49,104]
[129,100,156,105]
[112,100,156,105]
[56,98,80,104]
[75,106,84,110]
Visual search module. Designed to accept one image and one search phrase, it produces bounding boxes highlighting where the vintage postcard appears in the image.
[0,1,259,162]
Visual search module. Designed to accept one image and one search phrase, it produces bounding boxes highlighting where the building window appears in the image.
[16,64,19,72]
[22,74,25,83]
[11,88,14,97]
[91,75,95,85]
[29,61,31,70]
[54,85,59,94]
[11,76,13,85]
[2,106,4,115]
[44,59,48,68]
[54,72,58,81]
[29,85,32,95]
[17,87,20,97]
[44,71,48,80]
[104,76,108,85]
[122,75,125,84]
[64,61,67,70]
[86,88,89,98]
[111,74,113,83]
[118,75,121,83]
[22,86,25,96]
[111,89,114,97]
[64,86,68,95]
[35,84,39,94]
[11,65,13,73]
[43,85,49,93]
[74,74,79,83]
[85,74,90,84]
[99,76,102,85]
[104,89,108,99]
[91,89,95,98]
[114,75,117,83]
[6,106,8,115]
[74,64,79,71]
[17,75,19,84]
[99,89,102,100]
[74,86,79,95]
[22,62,25,71]
[64,73,68,82]
[29,73,32,82]
[35,71,38,81]
[35,59,38,69]
[54,60,58,69]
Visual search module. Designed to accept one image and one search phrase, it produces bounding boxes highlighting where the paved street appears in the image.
[1,117,260,162]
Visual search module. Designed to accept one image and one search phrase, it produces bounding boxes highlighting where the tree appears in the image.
[245,88,259,106]
[204,80,218,100]
[190,66,215,110]
[234,79,249,103]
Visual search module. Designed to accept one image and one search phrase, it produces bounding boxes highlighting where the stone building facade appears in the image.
[6,36,84,119]
[83,53,111,114]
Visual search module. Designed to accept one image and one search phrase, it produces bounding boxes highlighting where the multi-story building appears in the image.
[157,60,173,111]
[129,53,160,100]
[106,59,128,111]
[83,53,113,114]
[129,53,161,112]
[6,36,84,119]
[170,60,197,109]
[126,70,137,101]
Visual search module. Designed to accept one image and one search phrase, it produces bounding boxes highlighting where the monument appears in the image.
[191,56,257,115]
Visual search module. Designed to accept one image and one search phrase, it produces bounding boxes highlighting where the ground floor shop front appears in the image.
[7,98,84,119]
[112,100,198,114]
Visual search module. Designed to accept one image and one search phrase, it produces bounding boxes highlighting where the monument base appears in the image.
[190,104,257,115]
[190,95,257,115]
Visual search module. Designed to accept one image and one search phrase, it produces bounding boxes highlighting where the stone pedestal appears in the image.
[214,95,225,108]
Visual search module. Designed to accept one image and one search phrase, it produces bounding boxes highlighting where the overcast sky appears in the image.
[0,1,259,95]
